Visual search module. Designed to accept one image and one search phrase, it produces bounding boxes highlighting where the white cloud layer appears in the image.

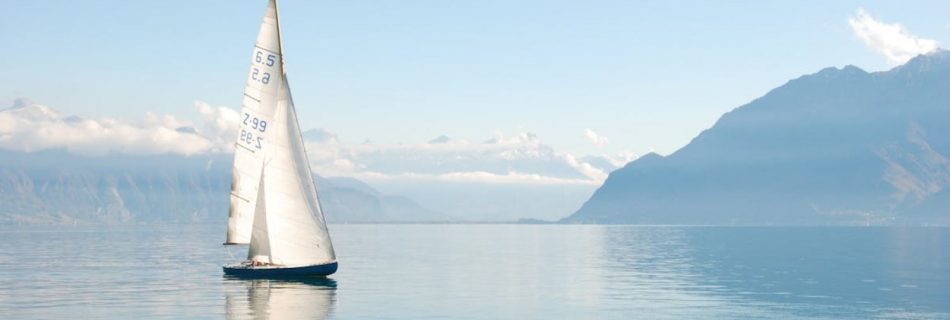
[196,101,240,151]
[1,99,639,185]
[0,99,221,156]
[584,128,609,147]
[849,8,939,65]
[351,171,602,186]
[304,132,625,185]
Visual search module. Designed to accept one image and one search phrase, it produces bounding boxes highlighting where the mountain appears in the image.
[315,175,443,223]
[0,149,441,225]
[564,51,950,225]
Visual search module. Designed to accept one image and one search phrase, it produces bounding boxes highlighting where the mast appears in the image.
[273,0,286,75]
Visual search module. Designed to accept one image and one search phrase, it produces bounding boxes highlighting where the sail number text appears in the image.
[250,68,271,85]
[255,50,276,67]
[240,112,267,150]
[243,113,267,132]
[250,50,277,85]
[240,129,263,149]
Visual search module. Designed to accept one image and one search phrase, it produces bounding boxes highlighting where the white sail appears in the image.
[247,73,337,266]
[243,0,337,267]
[247,169,271,263]
[226,0,284,244]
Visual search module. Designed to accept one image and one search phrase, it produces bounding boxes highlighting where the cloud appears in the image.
[0,99,216,155]
[561,153,607,182]
[304,131,616,185]
[0,99,238,156]
[195,101,240,151]
[301,128,340,144]
[349,171,601,186]
[2,99,619,185]
[849,8,939,65]
[584,128,609,147]
[428,135,451,144]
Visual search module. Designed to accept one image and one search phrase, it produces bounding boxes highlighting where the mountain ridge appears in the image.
[564,51,950,225]
[0,149,442,225]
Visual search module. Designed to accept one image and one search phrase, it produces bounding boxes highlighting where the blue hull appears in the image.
[223,261,338,278]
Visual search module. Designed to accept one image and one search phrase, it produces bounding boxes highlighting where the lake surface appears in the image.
[0,224,948,319]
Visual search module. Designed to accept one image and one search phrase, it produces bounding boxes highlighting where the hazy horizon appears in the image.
[3,1,950,223]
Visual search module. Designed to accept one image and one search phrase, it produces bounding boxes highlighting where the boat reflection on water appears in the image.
[224,277,337,320]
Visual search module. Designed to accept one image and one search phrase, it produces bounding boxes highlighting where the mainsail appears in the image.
[228,0,336,268]
[226,0,284,244]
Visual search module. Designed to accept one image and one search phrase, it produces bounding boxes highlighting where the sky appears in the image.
[3,1,949,157]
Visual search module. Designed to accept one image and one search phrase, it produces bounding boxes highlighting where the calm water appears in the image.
[0,224,948,319]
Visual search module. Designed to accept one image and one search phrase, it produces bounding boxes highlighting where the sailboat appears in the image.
[223,0,338,277]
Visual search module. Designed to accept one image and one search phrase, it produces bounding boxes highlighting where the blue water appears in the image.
[0,224,948,319]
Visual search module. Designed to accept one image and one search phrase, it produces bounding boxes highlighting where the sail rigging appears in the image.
[225,0,337,273]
